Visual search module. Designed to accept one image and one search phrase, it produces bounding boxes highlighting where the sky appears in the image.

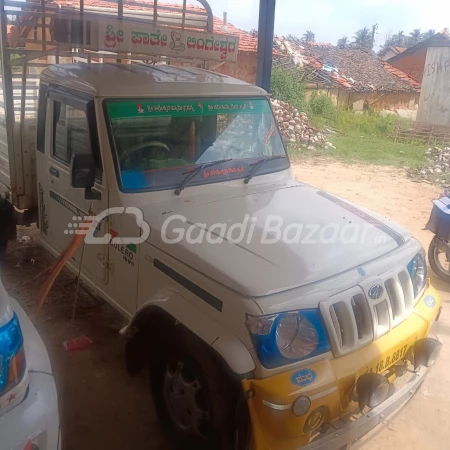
[164,0,450,50]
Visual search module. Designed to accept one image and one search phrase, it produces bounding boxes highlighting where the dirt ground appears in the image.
[1,159,449,450]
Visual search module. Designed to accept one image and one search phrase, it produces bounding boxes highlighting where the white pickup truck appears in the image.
[0,2,443,450]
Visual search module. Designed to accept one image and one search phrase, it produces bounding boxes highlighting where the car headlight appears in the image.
[246,310,330,369]
[408,249,427,297]
[0,313,25,394]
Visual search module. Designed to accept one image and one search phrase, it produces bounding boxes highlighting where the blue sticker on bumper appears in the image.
[291,369,317,387]
[424,295,436,308]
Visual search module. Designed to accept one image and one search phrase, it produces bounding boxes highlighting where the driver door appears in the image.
[44,90,109,287]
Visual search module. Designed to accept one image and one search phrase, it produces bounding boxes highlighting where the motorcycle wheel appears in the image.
[428,236,450,282]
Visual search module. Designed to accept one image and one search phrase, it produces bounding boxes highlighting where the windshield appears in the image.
[105,98,288,192]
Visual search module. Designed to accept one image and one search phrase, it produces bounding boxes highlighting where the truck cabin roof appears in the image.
[40,63,266,98]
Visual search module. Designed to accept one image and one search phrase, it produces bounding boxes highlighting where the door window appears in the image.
[53,102,91,164]
[51,100,102,179]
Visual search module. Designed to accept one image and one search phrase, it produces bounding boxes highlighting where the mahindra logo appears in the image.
[368,285,384,300]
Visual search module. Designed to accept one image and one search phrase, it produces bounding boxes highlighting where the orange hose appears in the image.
[36,217,93,310]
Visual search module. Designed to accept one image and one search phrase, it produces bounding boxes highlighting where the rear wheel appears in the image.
[428,236,450,282]
[149,327,238,450]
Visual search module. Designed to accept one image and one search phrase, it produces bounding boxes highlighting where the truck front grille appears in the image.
[320,268,415,357]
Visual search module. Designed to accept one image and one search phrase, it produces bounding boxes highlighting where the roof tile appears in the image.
[274,38,421,92]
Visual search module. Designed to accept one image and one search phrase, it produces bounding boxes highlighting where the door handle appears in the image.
[49,167,60,178]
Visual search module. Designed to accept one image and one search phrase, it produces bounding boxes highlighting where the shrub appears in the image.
[270,67,309,113]
[308,92,337,123]
[336,110,400,137]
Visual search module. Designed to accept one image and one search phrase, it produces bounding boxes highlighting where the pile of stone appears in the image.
[408,146,450,185]
[270,99,331,149]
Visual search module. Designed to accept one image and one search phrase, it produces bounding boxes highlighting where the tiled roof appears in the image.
[46,1,258,54]
[382,62,421,90]
[274,38,420,92]
[391,46,406,55]
[212,17,258,54]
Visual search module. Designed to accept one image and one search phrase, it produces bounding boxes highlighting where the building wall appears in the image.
[213,53,257,84]
[389,48,427,82]
[417,47,450,126]
[348,91,419,111]
[304,86,418,111]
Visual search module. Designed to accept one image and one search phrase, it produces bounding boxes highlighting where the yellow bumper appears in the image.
[244,284,442,450]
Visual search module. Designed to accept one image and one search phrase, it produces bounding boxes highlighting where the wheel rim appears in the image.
[433,245,450,275]
[162,359,211,439]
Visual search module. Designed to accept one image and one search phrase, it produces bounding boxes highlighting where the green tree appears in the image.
[353,27,372,49]
[409,29,422,45]
[270,67,307,113]
[286,34,302,45]
[422,29,436,40]
[337,36,348,49]
[302,30,315,42]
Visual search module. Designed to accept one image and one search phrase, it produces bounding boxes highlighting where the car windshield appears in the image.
[105,98,288,192]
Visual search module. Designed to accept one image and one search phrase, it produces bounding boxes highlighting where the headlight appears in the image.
[408,249,427,297]
[246,310,330,369]
[0,313,25,394]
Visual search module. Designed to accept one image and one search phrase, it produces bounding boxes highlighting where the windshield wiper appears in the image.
[244,155,287,185]
[174,159,233,195]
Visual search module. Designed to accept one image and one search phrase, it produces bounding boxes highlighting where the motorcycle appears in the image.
[426,189,450,282]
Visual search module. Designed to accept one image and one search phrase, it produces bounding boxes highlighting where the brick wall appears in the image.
[214,53,257,84]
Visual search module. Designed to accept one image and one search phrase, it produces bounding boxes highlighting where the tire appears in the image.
[0,198,16,260]
[428,236,450,283]
[149,326,239,450]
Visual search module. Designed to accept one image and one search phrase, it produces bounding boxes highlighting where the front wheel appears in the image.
[149,327,239,450]
[428,236,450,282]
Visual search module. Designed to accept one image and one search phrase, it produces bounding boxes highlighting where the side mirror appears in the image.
[70,154,101,200]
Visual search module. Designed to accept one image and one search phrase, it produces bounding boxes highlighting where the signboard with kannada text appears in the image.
[99,19,239,62]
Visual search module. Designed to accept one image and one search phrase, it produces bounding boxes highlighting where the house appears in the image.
[6,1,420,114]
[381,46,406,61]
[6,1,259,83]
[387,30,450,82]
[273,39,421,112]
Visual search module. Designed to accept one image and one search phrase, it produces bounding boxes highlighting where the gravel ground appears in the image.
[0,159,449,450]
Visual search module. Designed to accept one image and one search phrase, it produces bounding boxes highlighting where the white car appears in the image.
[0,278,59,450]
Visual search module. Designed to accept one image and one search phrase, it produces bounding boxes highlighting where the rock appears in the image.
[435,168,443,173]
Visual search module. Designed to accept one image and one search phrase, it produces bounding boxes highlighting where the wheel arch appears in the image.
[124,289,255,377]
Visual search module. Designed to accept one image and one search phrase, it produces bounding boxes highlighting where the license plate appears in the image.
[364,344,410,374]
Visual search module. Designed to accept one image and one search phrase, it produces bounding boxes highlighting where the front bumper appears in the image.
[244,284,442,450]
[300,366,427,450]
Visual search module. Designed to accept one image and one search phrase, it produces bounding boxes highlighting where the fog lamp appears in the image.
[292,396,311,417]
[356,373,390,409]
[303,406,325,432]
[414,338,442,369]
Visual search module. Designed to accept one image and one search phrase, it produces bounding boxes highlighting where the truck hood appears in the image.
[147,184,410,297]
